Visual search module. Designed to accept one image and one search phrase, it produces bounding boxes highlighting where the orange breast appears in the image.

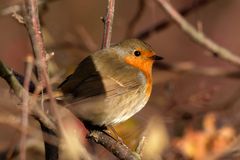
[124,55,153,96]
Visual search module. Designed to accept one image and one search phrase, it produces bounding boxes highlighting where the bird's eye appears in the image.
[134,50,141,57]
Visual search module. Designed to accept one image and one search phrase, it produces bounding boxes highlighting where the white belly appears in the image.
[103,88,149,125]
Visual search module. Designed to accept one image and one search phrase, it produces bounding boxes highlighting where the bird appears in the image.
[58,39,163,128]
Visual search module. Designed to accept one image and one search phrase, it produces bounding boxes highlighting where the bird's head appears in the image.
[113,39,163,76]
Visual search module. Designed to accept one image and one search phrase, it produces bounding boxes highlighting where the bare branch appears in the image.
[0,59,57,159]
[22,0,62,159]
[136,0,215,39]
[87,130,139,160]
[0,58,56,132]
[12,12,25,24]
[102,0,115,48]
[23,0,62,126]
[0,60,23,98]
[135,136,146,156]
[156,0,240,67]
[91,1,143,159]
[1,0,58,16]
[20,56,34,160]
[154,61,240,79]
[23,0,46,83]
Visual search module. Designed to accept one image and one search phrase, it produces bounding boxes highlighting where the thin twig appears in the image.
[136,0,215,39]
[23,0,62,159]
[19,56,34,160]
[23,0,46,84]
[0,59,58,159]
[1,0,58,16]
[23,0,61,128]
[87,130,139,160]
[136,136,146,156]
[22,1,94,160]
[102,0,115,48]
[0,59,56,133]
[92,0,142,159]
[0,60,23,98]
[154,61,240,79]
[12,12,25,24]
[156,0,240,67]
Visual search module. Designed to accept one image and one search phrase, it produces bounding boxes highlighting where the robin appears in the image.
[58,39,163,128]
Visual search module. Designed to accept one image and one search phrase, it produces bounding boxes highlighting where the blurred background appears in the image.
[1,0,240,159]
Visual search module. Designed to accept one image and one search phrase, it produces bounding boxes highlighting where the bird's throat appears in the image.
[124,56,153,96]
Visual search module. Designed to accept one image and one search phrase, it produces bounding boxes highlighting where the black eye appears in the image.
[134,50,141,57]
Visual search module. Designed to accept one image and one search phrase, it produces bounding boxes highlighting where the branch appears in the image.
[3,1,144,160]
[136,0,215,39]
[19,56,34,160]
[1,0,59,16]
[154,61,240,79]
[135,136,146,156]
[88,130,139,160]
[0,60,23,97]
[0,59,58,159]
[23,0,62,128]
[75,5,141,157]
[0,58,56,133]
[22,1,137,160]
[156,0,240,67]
[22,0,62,159]
[23,0,46,83]
[102,0,115,48]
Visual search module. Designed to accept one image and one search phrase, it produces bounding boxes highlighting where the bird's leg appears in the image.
[108,125,124,144]
[84,122,124,144]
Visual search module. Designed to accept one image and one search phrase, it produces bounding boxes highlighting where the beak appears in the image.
[150,55,163,61]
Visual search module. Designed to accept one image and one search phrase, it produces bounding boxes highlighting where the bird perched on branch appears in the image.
[58,39,163,128]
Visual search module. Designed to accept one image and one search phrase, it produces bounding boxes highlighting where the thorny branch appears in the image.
[156,0,240,67]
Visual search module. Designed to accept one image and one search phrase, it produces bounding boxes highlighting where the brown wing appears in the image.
[58,56,106,100]
[58,55,142,102]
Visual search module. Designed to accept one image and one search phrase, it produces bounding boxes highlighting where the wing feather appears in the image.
[58,52,143,103]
